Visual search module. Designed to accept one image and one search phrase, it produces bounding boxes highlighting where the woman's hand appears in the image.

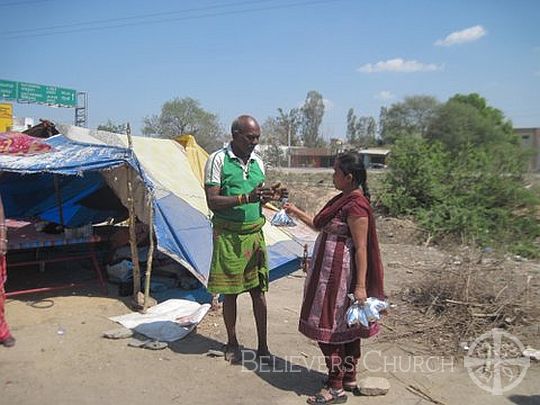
[283,202,301,216]
[282,202,315,229]
[354,286,367,303]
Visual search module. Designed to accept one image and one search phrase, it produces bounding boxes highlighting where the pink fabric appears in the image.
[0,132,53,155]
[0,256,12,341]
[298,190,384,344]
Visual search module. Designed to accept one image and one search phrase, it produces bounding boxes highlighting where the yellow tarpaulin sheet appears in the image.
[175,134,209,187]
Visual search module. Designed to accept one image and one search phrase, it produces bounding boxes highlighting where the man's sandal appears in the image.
[306,388,347,404]
[223,345,242,364]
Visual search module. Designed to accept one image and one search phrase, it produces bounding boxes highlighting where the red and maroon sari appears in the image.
[0,256,12,341]
[298,190,384,344]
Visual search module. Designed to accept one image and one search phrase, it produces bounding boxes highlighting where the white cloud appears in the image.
[435,25,486,46]
[375,90,395,101]
[357,58,442,73]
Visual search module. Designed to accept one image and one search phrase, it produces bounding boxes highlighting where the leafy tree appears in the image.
[346,108,357,144]
[261,108,301,167]
[277,107,301,147]
[261,116,281,142]
[142,97,224,152]
[260,117,285,167]
[381,94,539,256]
[97,120,127,134]
[300,90,325,147]
[263,108,301,146]
[379,95,440,144]
[346,108,377,147]
[427,93,516,151]
[381,137,449,214]
[366,116,377,140]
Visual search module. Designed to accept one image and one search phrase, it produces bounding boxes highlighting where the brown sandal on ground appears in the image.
[306,388,347,404]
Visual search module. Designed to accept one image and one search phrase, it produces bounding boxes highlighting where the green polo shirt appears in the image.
[204,144,266,223]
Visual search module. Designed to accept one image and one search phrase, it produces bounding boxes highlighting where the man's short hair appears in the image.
[231,115,258,135]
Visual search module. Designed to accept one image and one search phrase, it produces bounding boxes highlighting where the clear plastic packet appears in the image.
[271,209,296,226]
[345,295,389,328]
[270,198,296,227]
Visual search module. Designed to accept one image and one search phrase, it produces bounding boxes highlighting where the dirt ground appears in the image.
[2,171,539,404]
[2,240,539,405]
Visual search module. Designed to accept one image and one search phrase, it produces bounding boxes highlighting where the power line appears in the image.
[0,0,53,7]
[1,0,345,40]
[1,0,274,35]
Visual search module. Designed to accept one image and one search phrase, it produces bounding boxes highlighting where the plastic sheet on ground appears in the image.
[109,299,211,342]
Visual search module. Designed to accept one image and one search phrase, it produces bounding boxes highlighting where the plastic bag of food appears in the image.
[346,295,389,328]
[271,209,296,227]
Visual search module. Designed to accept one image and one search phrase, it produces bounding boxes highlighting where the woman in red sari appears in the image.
[0,194,15,348]
[284,152,384,404]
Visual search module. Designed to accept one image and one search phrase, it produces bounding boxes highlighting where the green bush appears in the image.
[381,137,540,257]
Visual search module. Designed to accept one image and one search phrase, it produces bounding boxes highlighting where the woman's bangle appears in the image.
[237,195,242,205]
[245,194,249,204]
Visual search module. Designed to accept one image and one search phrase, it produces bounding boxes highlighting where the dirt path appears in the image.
[2,240,539,405]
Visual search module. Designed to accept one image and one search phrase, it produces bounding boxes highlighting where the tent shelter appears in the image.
[59,125,308,278]
[1,125,308,301]
[0,132,212,291]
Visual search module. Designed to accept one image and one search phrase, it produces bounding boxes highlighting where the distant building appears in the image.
[515,128,540,172]
[258,144,391,169]
[290,147,334,168]
[357,148,391,168]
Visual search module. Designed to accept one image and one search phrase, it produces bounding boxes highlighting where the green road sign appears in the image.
[0,79,77,108]
[0,80,17,100]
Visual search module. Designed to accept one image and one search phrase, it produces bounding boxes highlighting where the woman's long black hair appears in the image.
[336,152,370,201]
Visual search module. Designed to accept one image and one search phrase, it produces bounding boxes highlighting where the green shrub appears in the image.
[381,138,540,257]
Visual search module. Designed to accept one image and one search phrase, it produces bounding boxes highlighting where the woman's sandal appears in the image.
[0,336,15,347]
[343,383,361,396]
[306,388,347,404]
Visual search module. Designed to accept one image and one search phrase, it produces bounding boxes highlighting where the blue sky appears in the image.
[1,0,539,140]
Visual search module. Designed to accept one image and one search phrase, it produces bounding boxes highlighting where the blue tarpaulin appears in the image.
[0,132,311,297]
[0,135,212,284]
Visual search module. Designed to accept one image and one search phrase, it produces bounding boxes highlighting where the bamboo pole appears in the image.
[142,196,155,312]
[126,123,142,304]
[53,175,65,230]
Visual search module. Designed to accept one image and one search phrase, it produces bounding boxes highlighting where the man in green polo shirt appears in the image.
[204,115,280,364]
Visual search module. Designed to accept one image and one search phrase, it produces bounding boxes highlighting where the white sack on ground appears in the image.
[109,299,211,342]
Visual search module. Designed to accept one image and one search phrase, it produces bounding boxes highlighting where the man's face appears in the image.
[232,120,260,157]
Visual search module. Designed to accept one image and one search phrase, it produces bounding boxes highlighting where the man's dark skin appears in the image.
[205,115,275,360]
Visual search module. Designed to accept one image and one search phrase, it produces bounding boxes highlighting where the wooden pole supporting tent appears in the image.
[125,123,156,312]
[143,196,155,312]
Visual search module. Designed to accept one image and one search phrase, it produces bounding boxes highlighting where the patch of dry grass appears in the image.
[380,250,539,354]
